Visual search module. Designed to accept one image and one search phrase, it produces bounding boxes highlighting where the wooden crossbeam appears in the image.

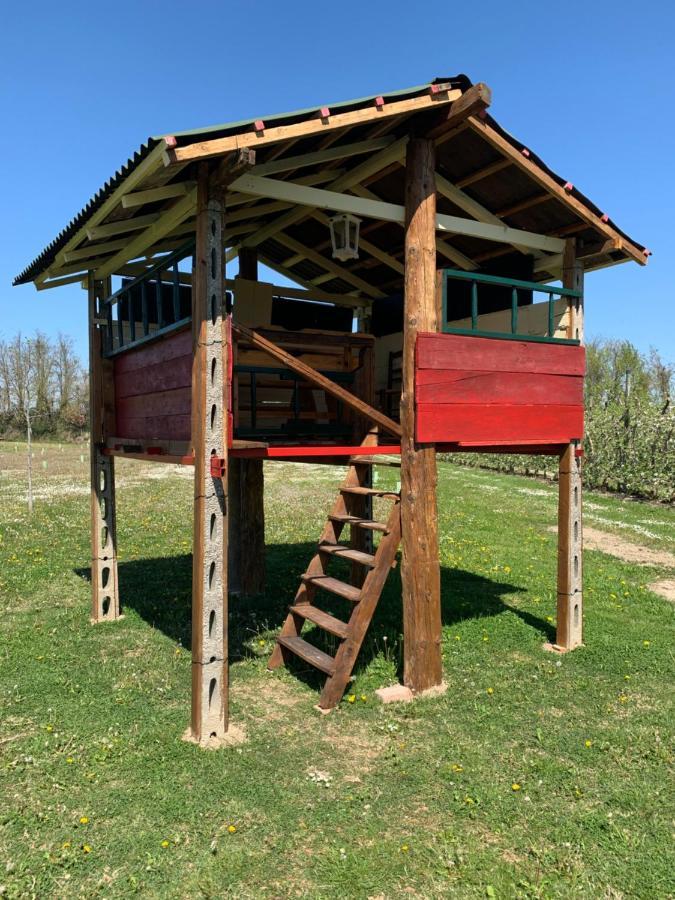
[230,173,565,254]
[63,237,131,263]
[121,181,196,209]
[163,90,462,166]
[232,322,402,437]
[349,183,477,271]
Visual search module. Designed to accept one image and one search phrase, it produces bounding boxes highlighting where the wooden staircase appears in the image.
[267,454,402,709]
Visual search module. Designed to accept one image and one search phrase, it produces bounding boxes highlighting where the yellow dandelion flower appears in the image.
[511,783,521,792]
[454,635,461,641]
[504,565,511,574]
[46,724,53,733]
[584,740,592,748]
[464,796,475,805]
[258,639,265,646]
[624,674,631,681]
[400,844,409,852]
[161,840,170,848]
[451,764,463,773]
[360,695,367,702]
[79,816,89,825]
[82,845,92,854]
[546,616,554,623]
[347,695,356,703]
[66,757,74,764]
[482,636,489,642]
[486,687,494,695]
[62,841,71,850]
[228,825,237,834]
[619,694,628,703]
[643,640,650,648]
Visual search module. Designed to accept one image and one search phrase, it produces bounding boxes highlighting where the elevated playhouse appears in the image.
[14,76,647,744]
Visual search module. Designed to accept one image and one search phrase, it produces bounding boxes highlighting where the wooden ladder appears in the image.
[267,454,402,709]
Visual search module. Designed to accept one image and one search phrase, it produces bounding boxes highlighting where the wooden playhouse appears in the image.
[14,76,647,744]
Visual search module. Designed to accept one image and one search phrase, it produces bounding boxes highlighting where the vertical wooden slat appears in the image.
[556,238,584,650]
[400,137,443,693]
[190,164,229,742]
[89,274,121,623]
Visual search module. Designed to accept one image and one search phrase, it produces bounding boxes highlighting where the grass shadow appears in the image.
[77,540,554,692]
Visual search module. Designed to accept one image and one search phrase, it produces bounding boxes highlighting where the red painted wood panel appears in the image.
[113,326,192,374]
[415,333,584,446]
[115,414,191,441]
[416,333,585,376]
[416,403,584,444]
[416,370,583,406]
[113,327,193,442]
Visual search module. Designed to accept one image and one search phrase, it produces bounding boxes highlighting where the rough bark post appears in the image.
[88,274,121,622]
[400,137,443,691]
[190,165,229,742]
[228,246,265,596]
[556,238,584,650]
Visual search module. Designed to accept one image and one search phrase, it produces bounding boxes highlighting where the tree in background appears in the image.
[0,331,87,439]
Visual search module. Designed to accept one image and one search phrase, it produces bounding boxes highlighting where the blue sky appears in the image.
[1,0,672,362]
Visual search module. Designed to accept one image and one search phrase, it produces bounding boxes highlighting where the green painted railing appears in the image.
[440,268,582,345]
[102,241,195,357]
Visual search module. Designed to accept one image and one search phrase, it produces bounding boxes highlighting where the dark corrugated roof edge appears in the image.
[13,74,646,286]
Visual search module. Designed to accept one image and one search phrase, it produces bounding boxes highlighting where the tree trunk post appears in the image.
[190,165,230,742]
[400,137,443,692]
[228,246,265,597]
[556,239,584,650]
[88,274,121,622]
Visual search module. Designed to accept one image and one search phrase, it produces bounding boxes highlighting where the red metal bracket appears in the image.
[210,456,226,479]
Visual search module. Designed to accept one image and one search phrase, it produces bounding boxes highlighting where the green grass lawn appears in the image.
[0,442,673,899]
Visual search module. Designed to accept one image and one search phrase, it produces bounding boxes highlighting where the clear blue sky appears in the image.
[1,0,672,362]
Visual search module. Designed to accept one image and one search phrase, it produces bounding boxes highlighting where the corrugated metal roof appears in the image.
[13,77,470,286]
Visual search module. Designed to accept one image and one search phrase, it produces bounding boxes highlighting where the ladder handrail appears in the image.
[232,322,402,439]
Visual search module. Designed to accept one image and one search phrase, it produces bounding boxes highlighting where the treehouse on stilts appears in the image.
[14,76,647,744]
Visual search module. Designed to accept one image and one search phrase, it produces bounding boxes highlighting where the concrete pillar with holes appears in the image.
[189,164,230,743]
[88,274,121,622]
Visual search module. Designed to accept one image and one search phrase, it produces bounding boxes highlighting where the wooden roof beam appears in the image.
[273,232,386,298]
[467,115,647,266]
[435,169,540,258]
[86,213,161,240]
[252,136,394,177]
[121,181,196,209]
[163,90,463,166]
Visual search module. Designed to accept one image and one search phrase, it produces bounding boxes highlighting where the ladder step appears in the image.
[341,486,400,498]
[330,513,389,533]
[276,635,336,675]
[289,604,349,639]
[319,542,376,567]
[301,574,362,603]
[350,456,402,468]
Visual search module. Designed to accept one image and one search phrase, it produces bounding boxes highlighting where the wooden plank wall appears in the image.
[415,333,585,445]
[113,326,192,441]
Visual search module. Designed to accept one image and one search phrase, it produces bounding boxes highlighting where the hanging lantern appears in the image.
[328,213,361,261]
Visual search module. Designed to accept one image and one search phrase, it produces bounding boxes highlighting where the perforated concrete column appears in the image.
[190,176,229,743]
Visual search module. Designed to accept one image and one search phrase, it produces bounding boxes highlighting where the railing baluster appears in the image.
[116,302,124,349]
[548,294,555,338]
[128,289,136,343]
[471,280,478,331]
[141,281,149,336]
[156,276,164,329]
[511,287,518,334]
[172,263,180,323]
[105,301,113,353]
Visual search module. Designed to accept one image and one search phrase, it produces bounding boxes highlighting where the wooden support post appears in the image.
[556,239,584,650]
[190,165,229,742]
[228,246,265,596]
[400,138,443,692]
[88,274,121,622]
